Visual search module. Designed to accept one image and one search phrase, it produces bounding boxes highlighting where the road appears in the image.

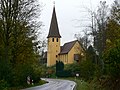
[22,78,76,90]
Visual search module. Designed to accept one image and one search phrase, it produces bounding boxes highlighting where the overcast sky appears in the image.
[38,0,114,45]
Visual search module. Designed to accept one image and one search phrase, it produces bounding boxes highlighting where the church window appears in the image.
[52,38,54,42]
[57,38,59,42]
[56,55,58,58]
[74,54,80,62]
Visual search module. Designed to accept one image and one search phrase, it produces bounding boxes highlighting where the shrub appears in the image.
[56,70,72,77]
[79,60,95,80]
[0,80,8,90]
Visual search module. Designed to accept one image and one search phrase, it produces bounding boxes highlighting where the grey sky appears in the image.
[39,0,114,45]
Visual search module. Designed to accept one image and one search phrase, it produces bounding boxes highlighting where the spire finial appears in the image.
[53,1,55,7]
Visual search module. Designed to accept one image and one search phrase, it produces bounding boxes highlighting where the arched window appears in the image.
[56,38,59,42]
[52,38,54,42]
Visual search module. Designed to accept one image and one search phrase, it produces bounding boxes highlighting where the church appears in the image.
[47,6,84,67]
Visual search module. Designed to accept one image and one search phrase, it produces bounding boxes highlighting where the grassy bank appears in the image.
[66,78,90,90]
[7,80,47,90]
[62,78,99,90]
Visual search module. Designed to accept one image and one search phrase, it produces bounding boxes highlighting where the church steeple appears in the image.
[47,6,61,38]
[47,5,61,66]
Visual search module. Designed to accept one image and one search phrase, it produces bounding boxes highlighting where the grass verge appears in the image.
[8,80,48,90]
[62,77,99,90]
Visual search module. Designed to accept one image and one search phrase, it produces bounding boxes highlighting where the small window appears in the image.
[56,55,58,58]
[52,38,54,42]
[56,38,59,42]
[74,54,80,61]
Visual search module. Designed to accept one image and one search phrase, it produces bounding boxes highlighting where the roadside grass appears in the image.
[8,80,47,90]
[64,78,90,90]
[74,79,90,90]
[61,77,101,90]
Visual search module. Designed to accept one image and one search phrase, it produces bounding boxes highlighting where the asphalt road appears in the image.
[22,78,76,90]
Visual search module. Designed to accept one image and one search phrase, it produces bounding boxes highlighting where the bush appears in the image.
[64,63,81,75]
[56,70,72,77]
[12,63,35,86]
[0,80,8,90]
[56,61,64,71]
[104,41,120,78]
[79,60,95,80]
[102,41,120,89]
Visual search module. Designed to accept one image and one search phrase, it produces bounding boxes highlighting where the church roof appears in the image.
[47,7,61,38]
[59,40,78,55]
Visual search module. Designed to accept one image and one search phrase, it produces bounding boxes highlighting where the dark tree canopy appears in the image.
[0,0,43,87]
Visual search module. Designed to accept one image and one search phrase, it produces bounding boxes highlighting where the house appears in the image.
[47,6,84,67]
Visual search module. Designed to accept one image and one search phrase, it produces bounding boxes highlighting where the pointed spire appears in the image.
[47,5,61,38]
[53,1,55,7]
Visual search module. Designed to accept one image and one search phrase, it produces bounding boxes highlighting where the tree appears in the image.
[75,1,109,55]
[101,1,120,89]
[56,61,72,77]
[56,61,64,72]
[86,45,96,63]
[79,59,95,80]
[93,1,109,55]
[0,0,42,87]
[104,40,120,78]
[106,0,120,51]
[103,40,120,90]
[75,29,90,50]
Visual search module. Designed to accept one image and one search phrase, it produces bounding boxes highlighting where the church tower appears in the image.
[47,6,61,67]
